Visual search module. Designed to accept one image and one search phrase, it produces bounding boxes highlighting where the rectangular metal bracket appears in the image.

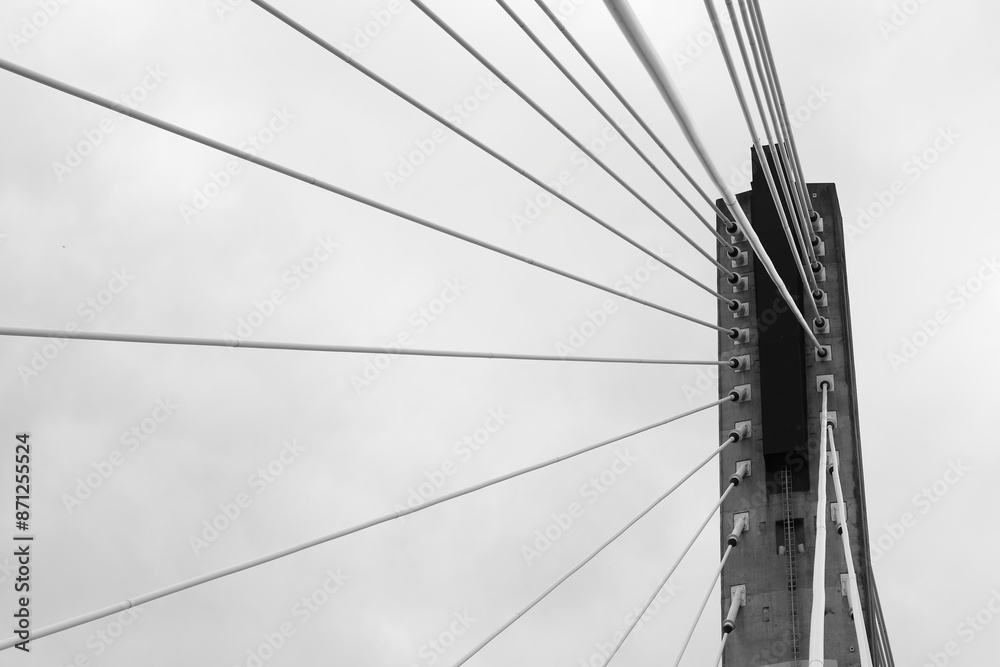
[732,354,751,372]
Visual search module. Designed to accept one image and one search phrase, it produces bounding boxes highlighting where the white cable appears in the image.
[600,0,824,352]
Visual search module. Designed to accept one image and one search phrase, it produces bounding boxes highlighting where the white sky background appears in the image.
[0,0,997,665]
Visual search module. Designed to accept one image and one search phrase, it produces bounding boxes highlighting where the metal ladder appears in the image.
[781,466,801,664]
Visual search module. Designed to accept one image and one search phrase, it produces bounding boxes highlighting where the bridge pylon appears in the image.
[716,148,888,666]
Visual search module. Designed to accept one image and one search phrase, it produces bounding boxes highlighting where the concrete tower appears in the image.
[716,148,876,666]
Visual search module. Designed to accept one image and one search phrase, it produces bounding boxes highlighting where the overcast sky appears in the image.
[0,0,998,665]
